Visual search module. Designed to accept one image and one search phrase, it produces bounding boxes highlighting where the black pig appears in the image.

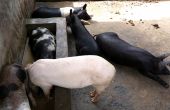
[32,4,91,21]
[69,10,100,55]
[95,32,170,88]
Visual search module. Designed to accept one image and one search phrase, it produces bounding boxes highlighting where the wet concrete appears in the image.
[37,1,170,110]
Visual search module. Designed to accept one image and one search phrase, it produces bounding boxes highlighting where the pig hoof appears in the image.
[89,91,96,97]
[91,98,97,103]
[81,19,91,25]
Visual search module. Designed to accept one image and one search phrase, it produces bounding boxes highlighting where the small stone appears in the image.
[128,20,135,26]
[115,11,120,14]
[152,24,160,29]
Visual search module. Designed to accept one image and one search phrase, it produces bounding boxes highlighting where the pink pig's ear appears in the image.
[83,4,87,10]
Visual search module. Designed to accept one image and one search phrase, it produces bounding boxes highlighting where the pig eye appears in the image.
[0,85,9,99]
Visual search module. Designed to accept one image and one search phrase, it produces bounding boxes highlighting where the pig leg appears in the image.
[91,84,109,103]
[28,92,37,107]
[40,84,52,100]
[165,61,170,66]
[158,53,170,60]
[81,19,91,25]
[141,72,169,88]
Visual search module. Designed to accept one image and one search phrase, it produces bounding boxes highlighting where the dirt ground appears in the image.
[35,1,170,110]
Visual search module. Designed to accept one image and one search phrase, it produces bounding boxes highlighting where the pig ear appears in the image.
[70,9,73,16]
[0,85,9,99]
[83,4,87,10]
[69,9,75,22]
[157,53,170,61]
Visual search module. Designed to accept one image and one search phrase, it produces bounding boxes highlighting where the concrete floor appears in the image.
[37,1,170,110]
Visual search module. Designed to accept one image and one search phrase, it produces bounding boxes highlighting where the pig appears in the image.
[29,27,56,60]
[31,4,91,21]
[69,10,101,55]
[25,55,116,103]
[95,32,170,88]
[0,64,31,110]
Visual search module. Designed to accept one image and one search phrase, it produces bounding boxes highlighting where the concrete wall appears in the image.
[0,0,35,70]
